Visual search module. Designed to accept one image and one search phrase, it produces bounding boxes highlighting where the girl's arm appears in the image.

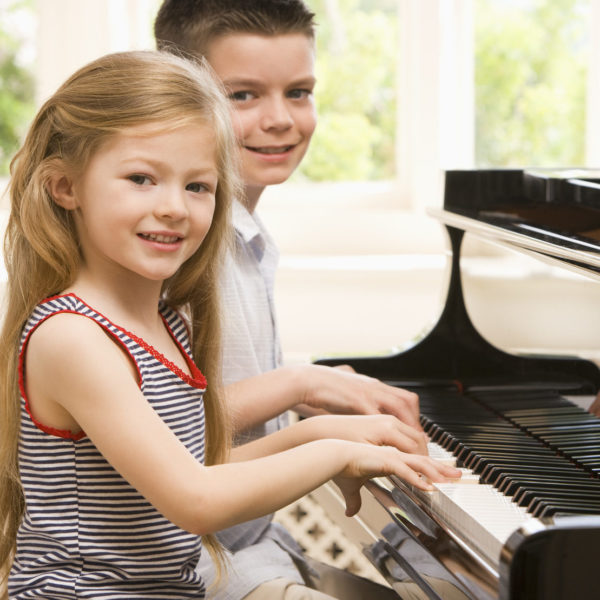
[229,413,430,461]
[226,363,422,432]
[196,440,450,531]
[26,314,458,537]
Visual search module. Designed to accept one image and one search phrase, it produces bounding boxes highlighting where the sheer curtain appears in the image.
[35,0,158,104]
[396,0,474,211]
[35,1,600,202]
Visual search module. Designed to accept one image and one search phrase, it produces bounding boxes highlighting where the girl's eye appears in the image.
[186,182,209,193]
[128,174,152,186]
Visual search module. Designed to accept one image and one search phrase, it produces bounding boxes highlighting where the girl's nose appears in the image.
[155,189,189,220]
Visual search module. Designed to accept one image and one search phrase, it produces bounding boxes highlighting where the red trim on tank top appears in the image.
[56,293,206,388]
[19,294,206,440]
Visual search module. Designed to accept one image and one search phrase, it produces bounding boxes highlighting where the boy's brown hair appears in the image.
[154,0,316,58]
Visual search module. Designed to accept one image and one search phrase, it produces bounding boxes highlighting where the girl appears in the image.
[0,50,458,599]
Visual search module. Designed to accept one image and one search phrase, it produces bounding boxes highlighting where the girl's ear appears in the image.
[46,171,78,210]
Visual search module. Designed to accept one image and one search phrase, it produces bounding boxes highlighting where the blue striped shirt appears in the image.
[9,294,207,599]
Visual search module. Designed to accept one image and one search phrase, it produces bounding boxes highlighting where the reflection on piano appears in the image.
[314,169,600,600]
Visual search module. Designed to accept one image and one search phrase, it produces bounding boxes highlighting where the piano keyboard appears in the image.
[310,387,600,599]
[395,387,600,567]
[402,442,544,567]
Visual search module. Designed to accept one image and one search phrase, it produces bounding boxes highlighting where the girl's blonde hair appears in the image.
[0,50,239,592]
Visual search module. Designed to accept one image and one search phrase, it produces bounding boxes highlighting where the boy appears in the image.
[155,2,422,598]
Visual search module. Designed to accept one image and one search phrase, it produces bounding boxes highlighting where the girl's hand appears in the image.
[332,443,461,517]
[308,414,429,455]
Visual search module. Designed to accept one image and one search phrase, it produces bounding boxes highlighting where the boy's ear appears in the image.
[46,170,78,210]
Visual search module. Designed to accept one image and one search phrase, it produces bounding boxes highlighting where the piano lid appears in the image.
[315,167,600,391]
[430,168,600,279]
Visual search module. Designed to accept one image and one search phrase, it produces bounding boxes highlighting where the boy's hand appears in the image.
[590,392,600,417]
[297,364,421,430]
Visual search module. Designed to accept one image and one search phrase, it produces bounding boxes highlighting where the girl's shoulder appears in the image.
[23,296,126,368]
[23,293,116,347]
[27,292,86,317]
[21,294,139,378]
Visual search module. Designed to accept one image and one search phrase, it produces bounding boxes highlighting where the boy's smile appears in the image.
[207,33,317,208]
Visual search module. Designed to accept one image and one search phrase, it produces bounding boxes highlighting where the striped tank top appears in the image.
[9,294,208,599]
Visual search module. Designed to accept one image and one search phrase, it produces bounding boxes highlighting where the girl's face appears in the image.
[70,122,219,286]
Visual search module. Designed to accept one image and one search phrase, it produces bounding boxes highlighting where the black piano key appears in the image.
[560,442,600,452]
[463,451,565,473]
[541,432,600,443]
[521,486,600,508]
[488,466,585,490]
[570,449,600,459]
[528,497,600,517]
[419,387,600,525]
[510,479,600,503]
[534,500,600,518]
[505,406,589,417]
[514,414,599,425]
[456,443,552,455]
[483,462,579,481]
[528,424,600,436]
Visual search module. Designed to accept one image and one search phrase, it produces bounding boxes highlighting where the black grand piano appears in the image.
[314,169,600,600]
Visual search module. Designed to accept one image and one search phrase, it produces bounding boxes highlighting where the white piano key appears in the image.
[422,441,542,565]
[427,441,457,465]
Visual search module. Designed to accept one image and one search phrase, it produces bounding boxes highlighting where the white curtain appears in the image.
[395,0,475,210]
[36,0,157,105]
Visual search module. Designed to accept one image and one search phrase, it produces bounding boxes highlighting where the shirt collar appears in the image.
[232,199,266,261]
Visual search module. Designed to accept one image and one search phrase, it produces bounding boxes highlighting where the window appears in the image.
[1,1,599,358]
[7,2,598,186]
[475,0,591,167]
[300,0,398,182]
[0,0,35,175]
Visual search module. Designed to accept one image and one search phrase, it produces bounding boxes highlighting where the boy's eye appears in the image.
[128,174,152,186]
[288,89,312,100]
[229,90,254,102]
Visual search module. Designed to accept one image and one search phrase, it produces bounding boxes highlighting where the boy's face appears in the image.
[207,33,316,195]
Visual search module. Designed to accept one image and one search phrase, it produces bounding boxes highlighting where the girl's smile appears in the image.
[63,122,219,286]
[137,230,185,250]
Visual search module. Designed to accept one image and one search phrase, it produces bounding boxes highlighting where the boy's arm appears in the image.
[226,363,421,432]
[25,313,458,536]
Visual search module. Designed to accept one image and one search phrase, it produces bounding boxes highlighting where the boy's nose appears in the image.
[261,97,294,130]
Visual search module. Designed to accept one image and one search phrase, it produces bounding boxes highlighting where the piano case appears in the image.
[314,169,600,600]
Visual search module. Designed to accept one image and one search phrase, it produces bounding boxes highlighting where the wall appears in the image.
[259,183,600,367]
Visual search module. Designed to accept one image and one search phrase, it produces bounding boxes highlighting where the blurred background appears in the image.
[2,0,600,365]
